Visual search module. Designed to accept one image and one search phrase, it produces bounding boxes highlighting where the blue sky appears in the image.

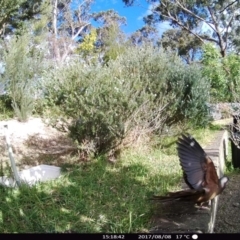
[91,0,171,36]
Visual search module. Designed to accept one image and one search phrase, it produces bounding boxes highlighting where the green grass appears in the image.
[0,150,181,233]
[0,127,219,233]
[157,127,219,156]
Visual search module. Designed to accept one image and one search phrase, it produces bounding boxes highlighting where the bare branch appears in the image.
[72,23,90,40]
[160,12,205,44]
[219,0,239,13]
[224,15,235,51]
[175,0,216,32]
[52,0,58,36]
[49,0,93,64]
[207,6,221,33]
[152,1,220,44]
[200,35,219,44]
[207,6,226,54]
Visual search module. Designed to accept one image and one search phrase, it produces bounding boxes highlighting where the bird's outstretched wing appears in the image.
[177,134,218,191]
[151,134,228,205]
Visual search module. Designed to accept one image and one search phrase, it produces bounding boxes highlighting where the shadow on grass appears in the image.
[0,156,181,233]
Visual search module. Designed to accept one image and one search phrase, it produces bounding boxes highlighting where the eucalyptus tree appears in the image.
[0,0,46,37]
[48,0,94,64]
[130,25,158,46]
[123,0,240,57]
[92,10,127,63]
[160,29,202,63]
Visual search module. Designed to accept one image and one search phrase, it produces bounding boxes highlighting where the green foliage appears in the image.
[222,54,240,101]
[2,32,44,121]
[76,28,97,56]
[101,23,127,63]
[166,62,210,127]
[202,43,240,102]
[202,44,226,102]
[103,43,126,63]
[44,62,132,155]
[112,45,210,128]
[44,45,210,156]
[129,25,158,46]
[0,0,24,35]
[160,29,203,63]
[93,10,127,64]
[0,0,46,36]
[0,95,14,120]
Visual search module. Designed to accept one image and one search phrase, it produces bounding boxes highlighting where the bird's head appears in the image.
[219,176,229,189]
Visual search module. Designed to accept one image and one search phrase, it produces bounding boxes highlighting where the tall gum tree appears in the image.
[123,0,240,57]
[48,0,93,64]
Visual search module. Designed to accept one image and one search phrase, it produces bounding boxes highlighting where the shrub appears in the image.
[202,43,240,102]
[0,94,14,120]
[1,33,44,121]
[44,63,133,155]
[166,63,210,127]
[43,44,210,156]
[113,45,210,129]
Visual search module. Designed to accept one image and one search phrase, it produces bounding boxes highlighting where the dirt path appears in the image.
[0,117,76,170]
[215,173,240,233]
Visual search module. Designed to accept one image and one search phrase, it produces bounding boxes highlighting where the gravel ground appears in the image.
[215,173,240,233]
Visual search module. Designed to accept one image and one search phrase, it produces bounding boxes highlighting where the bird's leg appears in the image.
[196,202,211,211]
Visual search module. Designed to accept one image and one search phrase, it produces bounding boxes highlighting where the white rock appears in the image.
[0,164,61,187]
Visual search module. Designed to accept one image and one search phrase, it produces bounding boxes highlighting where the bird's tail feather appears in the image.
[150,189,199,202]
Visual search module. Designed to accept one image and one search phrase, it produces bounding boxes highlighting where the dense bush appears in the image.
[166,63,210,127]
[202,43,240,102]
[1,33,44,121]
[0,94,14,120]
[44,45,210,156]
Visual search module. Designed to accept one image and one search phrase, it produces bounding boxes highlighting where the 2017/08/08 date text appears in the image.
[138,235,172,239]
